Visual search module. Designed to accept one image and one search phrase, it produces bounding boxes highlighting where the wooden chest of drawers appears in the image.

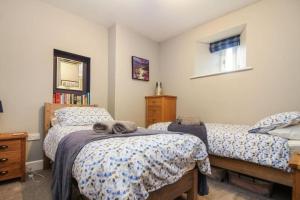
[145,95,177,127]
[0,132,27,182]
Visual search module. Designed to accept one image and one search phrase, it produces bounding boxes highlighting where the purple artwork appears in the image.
[132,56,149,81]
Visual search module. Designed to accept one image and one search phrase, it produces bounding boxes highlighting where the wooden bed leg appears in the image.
[43,154,51,170]
[292,170,300,200]
[187,168,198,200]
[289,153,300,200]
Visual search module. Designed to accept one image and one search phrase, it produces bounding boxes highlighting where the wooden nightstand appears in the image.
[145,95,177,127]
[0,132,27,182]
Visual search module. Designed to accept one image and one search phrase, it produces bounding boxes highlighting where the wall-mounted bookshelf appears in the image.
[53,92,90,105]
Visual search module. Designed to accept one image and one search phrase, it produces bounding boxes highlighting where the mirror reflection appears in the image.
[56,57,83,91]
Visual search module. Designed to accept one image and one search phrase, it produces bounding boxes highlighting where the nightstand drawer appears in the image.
[0,133,27,182]
[147,114,162,121]
[0,166,22,181]
[0,151,21,167]
[147,98,162,106]
[147,118,160,125]
[0,140,21,152]
[147,106,161,115]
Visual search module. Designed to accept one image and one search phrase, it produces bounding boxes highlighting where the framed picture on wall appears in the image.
[132,56,149,81]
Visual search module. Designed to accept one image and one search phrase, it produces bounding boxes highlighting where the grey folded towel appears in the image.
[177,116,202,125]
[93,121,115,133]
[112,121,137,134]
[93,120,137,134]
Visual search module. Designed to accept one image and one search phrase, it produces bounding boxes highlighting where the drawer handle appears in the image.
[0,158,8,163]
[0,145,8,150]
[0,171,8,176]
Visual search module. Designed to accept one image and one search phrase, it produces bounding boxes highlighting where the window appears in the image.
[191,25,250,79]
[209,35,244,72]
[217,45,243,72]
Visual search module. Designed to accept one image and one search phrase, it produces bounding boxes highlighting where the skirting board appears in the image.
[26,160,44,172]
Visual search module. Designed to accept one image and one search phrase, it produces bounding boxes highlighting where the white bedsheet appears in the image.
[44,125,210,200]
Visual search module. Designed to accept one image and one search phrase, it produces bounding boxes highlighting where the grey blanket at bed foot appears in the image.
[168,122,209,195]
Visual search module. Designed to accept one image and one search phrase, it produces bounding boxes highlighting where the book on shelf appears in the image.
[53,92,91,105]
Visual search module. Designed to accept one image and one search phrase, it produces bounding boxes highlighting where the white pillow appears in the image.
[51,117,59,127]
[248,111,300,133]
[55,107,114,126]
[269,125,300,140]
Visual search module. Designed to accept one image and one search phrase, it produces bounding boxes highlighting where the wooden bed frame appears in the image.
[210,155,300,200]
[43,103,198,200]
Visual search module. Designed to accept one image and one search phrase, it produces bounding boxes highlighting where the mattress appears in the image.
[44,125,210,200]
[148,122,291,172]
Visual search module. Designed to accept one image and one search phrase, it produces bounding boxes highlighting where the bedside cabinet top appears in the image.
[145,95,177,99]
[0,132,27,140]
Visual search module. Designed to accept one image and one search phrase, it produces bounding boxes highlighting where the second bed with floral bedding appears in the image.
[148,122,291,172]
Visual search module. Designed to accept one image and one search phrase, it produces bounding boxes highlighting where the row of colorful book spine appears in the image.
[53,93,90,105]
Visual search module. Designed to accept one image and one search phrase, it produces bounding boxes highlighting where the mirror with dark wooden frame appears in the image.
[53,49,90,95]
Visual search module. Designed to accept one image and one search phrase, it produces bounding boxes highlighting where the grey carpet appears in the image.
[0,170,291,200]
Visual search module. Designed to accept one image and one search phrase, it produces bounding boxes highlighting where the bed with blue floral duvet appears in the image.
[43,104,211,200]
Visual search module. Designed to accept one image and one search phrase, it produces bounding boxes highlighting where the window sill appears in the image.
[190,67,253,79]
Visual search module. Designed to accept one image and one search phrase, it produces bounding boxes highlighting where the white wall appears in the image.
[160,0,300,125]
[108,26,117,118]
[108,25,161,127]
[0,0,108,161]
[194,43,219,76]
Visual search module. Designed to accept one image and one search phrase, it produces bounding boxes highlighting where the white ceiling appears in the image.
[40,0,260,42]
